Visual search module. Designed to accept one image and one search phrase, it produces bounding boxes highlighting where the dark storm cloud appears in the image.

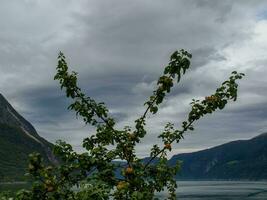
[14,87,70,120]
[1,0,267,155]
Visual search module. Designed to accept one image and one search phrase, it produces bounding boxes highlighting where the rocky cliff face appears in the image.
[0,94,56,181]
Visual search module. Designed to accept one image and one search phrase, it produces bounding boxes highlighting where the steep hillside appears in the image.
[0,94,56,181]
[169,133,267,180]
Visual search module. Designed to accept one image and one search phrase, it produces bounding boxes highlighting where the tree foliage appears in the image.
[3,50,244,200]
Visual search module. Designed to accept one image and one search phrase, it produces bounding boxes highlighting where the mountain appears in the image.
[169,133,267,180]
[1,92,266,181]
[0,94,56,181]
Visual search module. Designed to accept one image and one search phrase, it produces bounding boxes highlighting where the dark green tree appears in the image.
[7,50,244,200]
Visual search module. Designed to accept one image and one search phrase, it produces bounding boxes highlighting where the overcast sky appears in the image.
[1,0,267,157]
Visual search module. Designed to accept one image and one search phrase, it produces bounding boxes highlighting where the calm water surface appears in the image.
[156,181,267,199]
[1,181,266,199]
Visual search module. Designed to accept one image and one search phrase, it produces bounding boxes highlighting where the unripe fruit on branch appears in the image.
[45,180,54,192]
[46,186,54,192]
[128,133,136,140]
[125,167,134,175]
[117,181,128,190]
[164,143,172,150]
[205,95,218,102]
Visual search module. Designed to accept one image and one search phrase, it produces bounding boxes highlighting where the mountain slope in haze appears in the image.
[169,133,267,180]
[0,94,56,181]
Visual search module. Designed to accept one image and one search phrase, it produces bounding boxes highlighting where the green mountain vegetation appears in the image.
[169,133,267,180]
[0,94,55,181]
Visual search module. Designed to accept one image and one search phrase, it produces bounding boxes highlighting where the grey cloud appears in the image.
[195,0,233,23]
[1,0,267,156]
[191,47,226,67]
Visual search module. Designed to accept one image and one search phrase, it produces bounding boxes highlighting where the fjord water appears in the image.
[1,181,266,199]
[156,181,267,199]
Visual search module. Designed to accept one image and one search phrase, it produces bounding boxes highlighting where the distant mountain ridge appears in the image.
[0,94,56,181]
[116,133,267,180]
[169,132,267,180]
